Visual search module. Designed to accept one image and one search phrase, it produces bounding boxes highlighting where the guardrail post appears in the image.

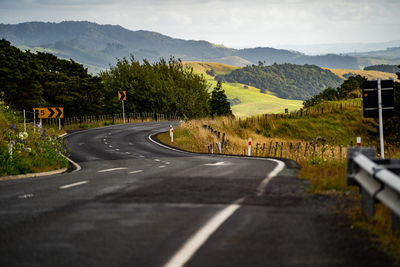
[392,212,400,232]
[346,147,376,186]
[361,187,376,218]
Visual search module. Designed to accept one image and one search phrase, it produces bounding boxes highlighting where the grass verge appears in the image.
[0,103,69,177]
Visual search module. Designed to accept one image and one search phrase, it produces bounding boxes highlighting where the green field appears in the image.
[184,61,303,117]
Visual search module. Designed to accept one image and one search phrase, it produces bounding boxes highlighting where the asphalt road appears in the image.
[0,121,396,267]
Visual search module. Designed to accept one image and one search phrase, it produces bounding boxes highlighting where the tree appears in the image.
[100,56,211,118]
[383,65,400,142]
[210,81,232,117]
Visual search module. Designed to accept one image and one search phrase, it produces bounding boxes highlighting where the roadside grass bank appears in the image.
[0,104,69,177]
[157,102,400,263]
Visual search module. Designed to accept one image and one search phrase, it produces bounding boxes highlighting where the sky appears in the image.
[1,0,399,49]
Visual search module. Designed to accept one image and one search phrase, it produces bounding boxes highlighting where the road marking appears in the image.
[18,194,34,199]
[165,162,170,165]
[129,170,143,174]
[164,197,245,267]
[59,181,88,189]
[164,159,285,267]
[109,145,113,148]
[126,152,131,154]
[159,165,166,168]
[98,167,128,173]
[105,142,108,145]
[204,161,230,166]
[115,148,120,151]
[154,159,161,161]
[256,159,285,196]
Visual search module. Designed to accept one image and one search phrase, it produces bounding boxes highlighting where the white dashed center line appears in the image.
[129,170,143,174]
[18,194,34,199]
[98,167,128,173]
[59,181,88,189]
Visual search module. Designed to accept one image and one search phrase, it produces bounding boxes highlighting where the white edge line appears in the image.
[256,159,285,196]
[59,180,88,189]
[148,134,184,153]
[61,154,82,173]
[98,167,128,173]
[163,197,245,267]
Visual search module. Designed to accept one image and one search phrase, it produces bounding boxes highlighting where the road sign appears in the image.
[362,80,394,118]
[34,107,64,118]
[118,91,127,101]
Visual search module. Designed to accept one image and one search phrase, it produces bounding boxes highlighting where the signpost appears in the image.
[34,107,64,119]
[118,91,127,124]
[33,107,64,130]
[362,78,394,159]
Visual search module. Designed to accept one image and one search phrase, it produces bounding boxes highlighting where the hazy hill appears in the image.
[326,68,398,81]
[363,64,400,74]
[0,21,370,71]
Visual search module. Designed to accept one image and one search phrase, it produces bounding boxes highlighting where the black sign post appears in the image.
[362,78,394,158]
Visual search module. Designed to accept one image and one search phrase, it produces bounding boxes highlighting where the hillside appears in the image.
[184,62,303,117]
[326,68,399,81]
[214,63,343,100]
[0,21,371,70]
[363,64,400,74]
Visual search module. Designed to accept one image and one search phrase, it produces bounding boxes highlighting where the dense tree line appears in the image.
[303,75,367,107]
[100,56,214,118]
[215,63,343,100]
[1,39,231,118]
[364,64,400,73]
[0,38,104,116]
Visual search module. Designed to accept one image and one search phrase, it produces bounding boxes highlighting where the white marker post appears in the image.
[377,78,384,159]
[248,138,252,156]
[170,125,174,143]
[8,137,13,160]
[356,137,361,147]
[23,109,26,132]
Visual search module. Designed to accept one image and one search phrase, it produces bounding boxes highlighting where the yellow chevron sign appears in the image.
[118,91,127,101]
[34,107,64,119]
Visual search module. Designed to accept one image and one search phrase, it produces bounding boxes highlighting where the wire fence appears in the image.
[11,110,181,129]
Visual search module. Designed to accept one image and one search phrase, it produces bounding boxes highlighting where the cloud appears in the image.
[0,0,399,48]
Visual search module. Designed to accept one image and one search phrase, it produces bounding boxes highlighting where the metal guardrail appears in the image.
[347,147,400,231]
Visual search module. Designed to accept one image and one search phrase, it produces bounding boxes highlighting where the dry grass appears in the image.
[325,68,399,81]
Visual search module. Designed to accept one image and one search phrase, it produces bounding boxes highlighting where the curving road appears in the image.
[0,122,395,267]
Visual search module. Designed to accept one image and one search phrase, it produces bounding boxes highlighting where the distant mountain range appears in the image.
[1,21,399,72]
